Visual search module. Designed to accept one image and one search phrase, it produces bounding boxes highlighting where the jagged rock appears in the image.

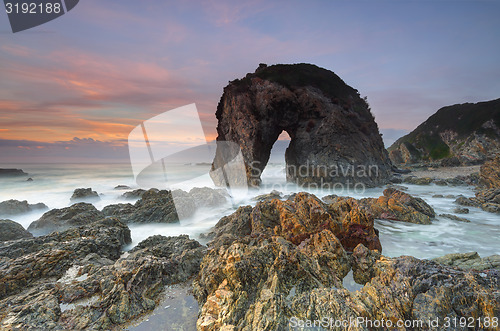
[103,189,189,224]
[0,228,206,329]
[388,98,500,166]
[114,185,130,190]
[403,176,433,185]
[189,187,228,208]
[194,229,350,330]
[0,199,48,216]
[432,252,500,271]
[481,203,500,213]
[121,188,146,199]
[0,168,27,177]
[70,188,100,202]
[0,219,33,241]
[210,63,392,188]
[453,207,469,214]
[439,213,471,223]
[360,188,435,224]
[0,234,204,330]
[455,195,481,207]
[204,192,381,252]
[253,190,282,201]
[195,201,498,330]
[0,217,130,301]
[28,203,104,235]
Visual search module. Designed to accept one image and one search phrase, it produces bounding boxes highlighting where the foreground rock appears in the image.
[0,217,130,301]
[203,192,381,252]
[28,203,104,235]
[194,192,498,330]
[0,199,48,216]
[0,219,33,241]
[360,188,436,224]
[210,63,392,187]
[70,188,100,202]
[0,231,205,330]
[433,251,500,271]
[388,98,500,166]
[105,188,227,223]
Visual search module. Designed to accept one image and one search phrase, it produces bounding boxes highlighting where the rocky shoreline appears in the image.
[0,158,498,329]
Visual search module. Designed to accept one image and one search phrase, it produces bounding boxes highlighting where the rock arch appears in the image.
[211,63,392,188]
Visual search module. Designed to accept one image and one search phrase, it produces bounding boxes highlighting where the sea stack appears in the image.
[211,63,392,187]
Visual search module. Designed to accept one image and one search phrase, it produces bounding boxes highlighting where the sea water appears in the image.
[0,162,499,259]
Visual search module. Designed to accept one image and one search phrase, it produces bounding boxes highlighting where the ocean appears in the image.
[0,162,499,259]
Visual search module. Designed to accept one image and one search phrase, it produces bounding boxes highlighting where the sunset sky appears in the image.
[1,0,500,162]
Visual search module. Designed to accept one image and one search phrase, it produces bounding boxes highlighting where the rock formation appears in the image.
[70,188,100,202]
[0,168,27,177]
[454,156,500,214]
[211,63,392,187]
[389,98,500,166]
[0,219,33,241]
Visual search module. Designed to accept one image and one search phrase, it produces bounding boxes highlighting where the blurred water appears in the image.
[0,162,498,259]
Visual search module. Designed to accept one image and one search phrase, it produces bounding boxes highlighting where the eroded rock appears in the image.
[0,199,48,216]
[360,188,435,224]
[0,219,33,241]
[211,63,392,188]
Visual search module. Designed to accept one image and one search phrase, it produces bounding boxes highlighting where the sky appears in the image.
[1,0,500,163]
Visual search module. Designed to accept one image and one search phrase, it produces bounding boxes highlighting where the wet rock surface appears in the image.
[360,188,436,224]
[28,202,104,235]
[0,168,27,177]
[432,251,500,271]
[0,199,48,216]
[0,219,33,241]
[211,63,392,188]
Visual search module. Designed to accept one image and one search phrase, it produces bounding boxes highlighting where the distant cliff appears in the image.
[388,98,500,166]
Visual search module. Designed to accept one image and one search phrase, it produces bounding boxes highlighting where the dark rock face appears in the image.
[0,219,33,241]
[0,199,48,216]
[389,98,500,166]
[28,203,104,235]
[204,192,382,252]
[360,188,436,224]
[211,63,392,187]
[0,168,27,177]
[0,218,131,301]
[70,188,100,202]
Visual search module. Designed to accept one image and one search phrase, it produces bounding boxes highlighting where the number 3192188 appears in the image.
[5,2,62,14]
